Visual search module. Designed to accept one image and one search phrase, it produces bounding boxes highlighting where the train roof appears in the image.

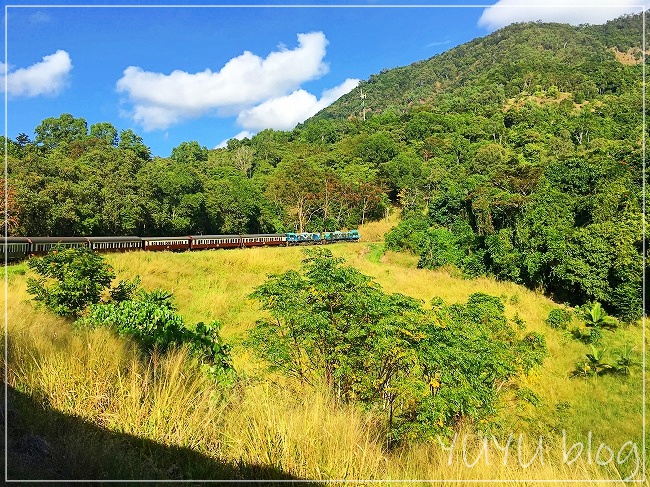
[241,234,285,238]
[189,235,240,239]
[27,236,89,243]
[3,237,31,243]
[86,236,142,242]
[142,236,190,241]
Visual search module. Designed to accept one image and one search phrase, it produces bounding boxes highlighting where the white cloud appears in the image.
[117,32,330,131]
[2,50,72,97]
[478,0,645,31]
[237,78,359,131]
[215,130,255,149]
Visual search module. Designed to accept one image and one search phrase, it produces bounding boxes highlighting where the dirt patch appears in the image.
[609,47,646,66]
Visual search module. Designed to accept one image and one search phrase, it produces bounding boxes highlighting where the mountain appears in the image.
[311,14,645,122]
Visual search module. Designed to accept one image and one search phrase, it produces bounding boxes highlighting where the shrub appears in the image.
[27,246,115,318]
[76,292,233,380]
[109,276,141,302]
[612,344,637,375]
[78,299,187,352]
[545,308,573,330]
[573,344,638,378]
[384,216,430,254]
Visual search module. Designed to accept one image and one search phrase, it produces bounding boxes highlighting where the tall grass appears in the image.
[4,234,646,483]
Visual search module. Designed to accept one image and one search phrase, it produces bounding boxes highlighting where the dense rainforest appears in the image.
[4,14,645,321]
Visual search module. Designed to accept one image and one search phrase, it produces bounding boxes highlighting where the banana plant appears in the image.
[582,302,618,331]
[613,344,637,375]
[585,345,613,375]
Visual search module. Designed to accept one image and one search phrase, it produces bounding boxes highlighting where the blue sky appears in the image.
[3,1,645,157]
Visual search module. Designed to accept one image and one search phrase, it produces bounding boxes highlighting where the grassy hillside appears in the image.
[5,222,645,482]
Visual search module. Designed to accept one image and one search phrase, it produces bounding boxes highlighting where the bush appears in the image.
[27,246,115,318]
[76,291,233,380]
[384,216,430,254]
[109,276,141,302]
[417,227,464,269]
[573,344,639,378]
[545,308,573,330]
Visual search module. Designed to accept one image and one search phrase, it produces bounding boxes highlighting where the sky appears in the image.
[2,1,646,157]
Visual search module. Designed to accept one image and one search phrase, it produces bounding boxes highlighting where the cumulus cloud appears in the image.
[215,130,255,149]
[117,32,330,131]
[237,78,359,132]
[478,0,645,31]
[2,50,72,97]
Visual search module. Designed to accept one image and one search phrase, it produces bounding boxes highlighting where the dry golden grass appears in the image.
[4,240,646,483]
[358,209,400,242]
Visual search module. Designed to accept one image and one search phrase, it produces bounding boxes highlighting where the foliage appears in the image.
[582,302,618,331]
[417,221,487,278]
[576,346,614,377]
[545,307,573,330]
[572,342,638,378]
[384,216,430,254]
[109,276,141,302]
[612,344,637,375]
[76,288,233,381]
[26,246,115,318]
[247,250,546,442]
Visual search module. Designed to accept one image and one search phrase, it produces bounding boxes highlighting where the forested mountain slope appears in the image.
[313,15,644,120]
[5,14,645,319]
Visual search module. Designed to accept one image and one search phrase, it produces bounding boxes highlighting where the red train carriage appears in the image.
[142,237,190,252]
[189,235,241,250]
[86,236,142,252]
[240,234,286,247]
[4,229,358,261]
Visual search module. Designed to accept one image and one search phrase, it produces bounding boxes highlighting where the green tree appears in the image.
[89,122,118,146]
[170,140,209,164]
[266,158,323,232]
[248,250,546,442]
[118,129,151,160]
[34,114,88,150]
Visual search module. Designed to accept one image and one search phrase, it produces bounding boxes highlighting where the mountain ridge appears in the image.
[308,13,644,123]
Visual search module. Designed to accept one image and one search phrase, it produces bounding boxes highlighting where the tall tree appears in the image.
[34,114,88,150]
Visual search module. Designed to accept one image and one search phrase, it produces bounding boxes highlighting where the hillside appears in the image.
[5,233,645,482]
[311,15,645,121]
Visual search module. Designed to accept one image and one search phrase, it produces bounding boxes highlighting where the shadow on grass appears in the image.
[4,385,323,485]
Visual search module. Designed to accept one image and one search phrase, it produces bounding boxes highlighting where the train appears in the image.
[3,230,361,261]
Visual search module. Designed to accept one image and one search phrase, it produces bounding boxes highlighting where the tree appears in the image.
[204,172,258,234]
[247,249,426,420]
[356,131,398,166]
[248,250,546,443]
[231,145,254,177]
[89,122,118,146]
[1,179,21,234]
[16,133,31,147]
[170,140,208,164]
[118,129,151,160]
[34,114,88,150]
[266,158,323,232]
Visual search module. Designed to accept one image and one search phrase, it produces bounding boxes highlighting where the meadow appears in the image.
[4,216,646,484]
